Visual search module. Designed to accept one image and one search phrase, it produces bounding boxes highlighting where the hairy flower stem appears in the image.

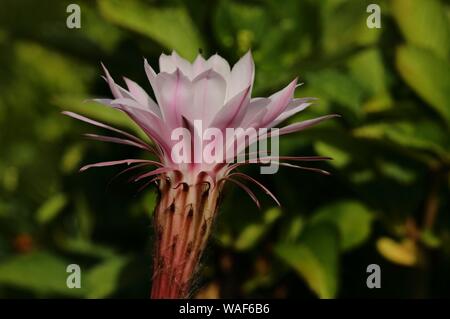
[151,173,221,299]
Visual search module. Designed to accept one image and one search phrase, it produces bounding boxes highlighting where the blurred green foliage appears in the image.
[0,0,449,298]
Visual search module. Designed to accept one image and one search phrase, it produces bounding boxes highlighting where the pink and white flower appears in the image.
[64,51,338,298]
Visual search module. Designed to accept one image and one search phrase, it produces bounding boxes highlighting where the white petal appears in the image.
[209,86,251,130]
[171,51,193,78]
[192,54,207,78]
[110,98,171,153]
[206,54,231,84]
[260,78,297,126]
[154,69,194,129]
[227,51,254,101]
[159,51,193,78]
[101,63,122,99]
[123,77,161,117]
[240,98,270,128]
[187,69,226,126]
[159,53,177,74]
[270,98,316,127]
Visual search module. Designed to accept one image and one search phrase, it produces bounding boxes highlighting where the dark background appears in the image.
[0,0,449,298]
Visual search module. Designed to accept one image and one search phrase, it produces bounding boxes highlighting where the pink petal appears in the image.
[123,77,161,116]
[222,177,260,209]
[154,69,193,129]
[240,98,270,128]
[101,63,122,99]
[276,114,340,137]
[187,69,226,125]
[83,133,153,152]
[227,51,254,101]
[260,78,298,126]
[159,51,192,78]
[110,99,172,155]
[80,159,162,172]
[134,167,174,182]
[206,54,231,83]
[228,172,281,206]
[62,111,149,149]
[270,99,314,127]
[192,54,207,77]
[209,86,250,130]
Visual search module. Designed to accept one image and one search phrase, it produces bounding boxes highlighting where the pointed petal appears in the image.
[193,54,207,77]
[110,100,172,155]
[206,54,231,83]
[62,111,150,149]
[83,133,152,152]
[159,51,192,78]
[187,69,226,125]
[240,98,270,128]
[154,69,193,128]
[222,177,260,209]
[134,167,174,182]
[209,86,250,130]
[123,77,161,116]
[227,51,254,101]
[171,51,193,78]
[228,172,281,206]
[261,78,297,126]
[80,159,162,172]
[276,114,340,137]
[159,53,177,74]
[101,63,122,99]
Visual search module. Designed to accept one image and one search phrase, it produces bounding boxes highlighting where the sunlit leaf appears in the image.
[311,201,374,251]
[347,49,392,112]
[306,69,365,116]
[86,256,129,298]
[36,193,68,224]
[0,252,84,296]
[98,0,203,59]
[396,45,450,125]
[376,237,418,267]
[392,0,450,60]
[315,141,350,168]
[275,223,339,298]
[234,208,281,251]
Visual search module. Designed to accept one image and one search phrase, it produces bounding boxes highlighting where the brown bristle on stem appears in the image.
[150,173,222,299]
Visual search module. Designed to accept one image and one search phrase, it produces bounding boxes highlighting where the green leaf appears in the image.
[353,120,449,158]
[321,0,381,55]
[377,160,417,185]
[36,193,68,224]
[275,223,339,298]
[0,252,84,296]
[234,224,266,251]
[213,0,268,53]
[315,141,350,168]
[86,256,128,298]
[347,49,392,112]
[396,45,450,125]
[392,0,450,60]
[234,208,281,251]
[98,0,203,59]
[420,230,441,248]
[311,201,374,251]
[61,144,84,173]
[306,69,365,116]
[59,237,115,259]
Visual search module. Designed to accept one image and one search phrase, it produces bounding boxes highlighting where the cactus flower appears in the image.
[64,51,337,298]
